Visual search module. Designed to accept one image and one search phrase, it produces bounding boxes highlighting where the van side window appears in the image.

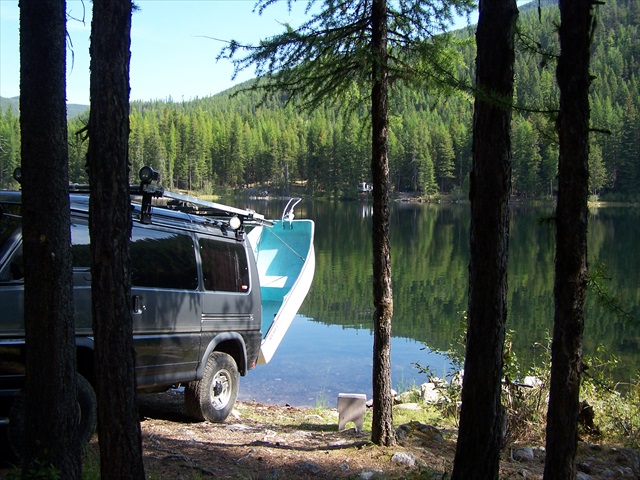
[71,222,91,268]
[200,238,249,293]
[70,223,198,290]
[131,228,198,290]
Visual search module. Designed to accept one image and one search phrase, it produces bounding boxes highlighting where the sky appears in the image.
[0,0,311,105]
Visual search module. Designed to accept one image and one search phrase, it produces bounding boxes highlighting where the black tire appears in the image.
[75,374,97,444]
[184,352,239,423]
[7,373,97,458]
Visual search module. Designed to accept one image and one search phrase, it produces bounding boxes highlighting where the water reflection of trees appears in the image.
[299,202,639,379]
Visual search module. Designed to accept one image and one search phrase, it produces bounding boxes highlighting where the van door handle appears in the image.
[132,295,145,314]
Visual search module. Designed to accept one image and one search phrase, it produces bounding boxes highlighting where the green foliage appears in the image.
[219,0,475,110]
[588,262,636,323]
[5,461,61,480]
[501,338,552,445]
[413,316,466,426]
[392,405,447,433]
[80,448,101,480]
[414,327,640,447]
[581,347,640,448]
[314,391,329,410]
[0,104,21,188]
[414,326,552,443]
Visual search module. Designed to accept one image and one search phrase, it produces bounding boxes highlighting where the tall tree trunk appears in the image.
[370,0,395,447]
[87,0,145,478]
[544,0,593,478]
[452,0,517,477]
[19,0,81,477]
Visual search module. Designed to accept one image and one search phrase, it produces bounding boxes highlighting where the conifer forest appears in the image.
[0,0,638,200]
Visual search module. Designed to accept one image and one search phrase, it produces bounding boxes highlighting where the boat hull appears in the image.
[247,219,315,364]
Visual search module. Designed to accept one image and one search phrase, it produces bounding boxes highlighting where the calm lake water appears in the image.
[238,199,640,407]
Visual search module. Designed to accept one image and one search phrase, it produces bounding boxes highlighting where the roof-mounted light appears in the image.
[13,167,22,185]
[138,166,161,224]
[139,166,159,185]
[229,216,242,230]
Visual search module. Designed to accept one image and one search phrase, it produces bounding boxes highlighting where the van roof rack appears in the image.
[15,165,273,227]
[146,189,273,227]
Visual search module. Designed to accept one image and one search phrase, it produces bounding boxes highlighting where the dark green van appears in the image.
[0,188,264,450]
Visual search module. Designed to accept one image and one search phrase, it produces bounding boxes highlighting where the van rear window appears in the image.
[200,238,249,293]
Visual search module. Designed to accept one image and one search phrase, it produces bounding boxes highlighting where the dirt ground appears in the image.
[129,390,638,480]
[136,394,460,479]
[1,390,638,479]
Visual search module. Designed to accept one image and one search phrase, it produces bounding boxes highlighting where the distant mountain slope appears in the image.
[0,97,19,114]
[67,103,89,118]
[1,96,89,119]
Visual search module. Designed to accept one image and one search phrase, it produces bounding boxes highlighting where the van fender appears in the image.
[75,336,95,350]
[198,333,247,377]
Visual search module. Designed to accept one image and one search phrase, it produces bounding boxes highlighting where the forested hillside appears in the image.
[0,0,638,199]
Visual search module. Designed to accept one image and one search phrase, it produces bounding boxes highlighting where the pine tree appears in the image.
[19,0,81,475]
[451,0,517,475]
[544,0,595,476]
[87,0,145,476]
[220,0,473,445]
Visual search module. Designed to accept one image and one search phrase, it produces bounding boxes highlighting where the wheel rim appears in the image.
[210,368,232,410]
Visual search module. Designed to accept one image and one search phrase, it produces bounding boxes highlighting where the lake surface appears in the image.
[238,200,640,407]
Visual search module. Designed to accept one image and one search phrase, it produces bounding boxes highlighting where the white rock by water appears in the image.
[512,447,535,462]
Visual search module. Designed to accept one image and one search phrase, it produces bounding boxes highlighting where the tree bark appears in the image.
[19,0,81,477]
[451,0,517,477]
[87,1,145,478]
[543,0,593,478]
[370,0,396,448]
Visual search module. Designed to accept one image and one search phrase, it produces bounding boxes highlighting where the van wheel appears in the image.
[185,352,238,423]
[75,374,97,444]
[8,373,97,458]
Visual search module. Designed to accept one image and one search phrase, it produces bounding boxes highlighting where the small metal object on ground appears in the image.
[337,393,366,431]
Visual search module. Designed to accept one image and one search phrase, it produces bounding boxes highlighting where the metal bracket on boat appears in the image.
[282,198,301,229]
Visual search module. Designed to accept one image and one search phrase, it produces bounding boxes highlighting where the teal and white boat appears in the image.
[247,198,316,364]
